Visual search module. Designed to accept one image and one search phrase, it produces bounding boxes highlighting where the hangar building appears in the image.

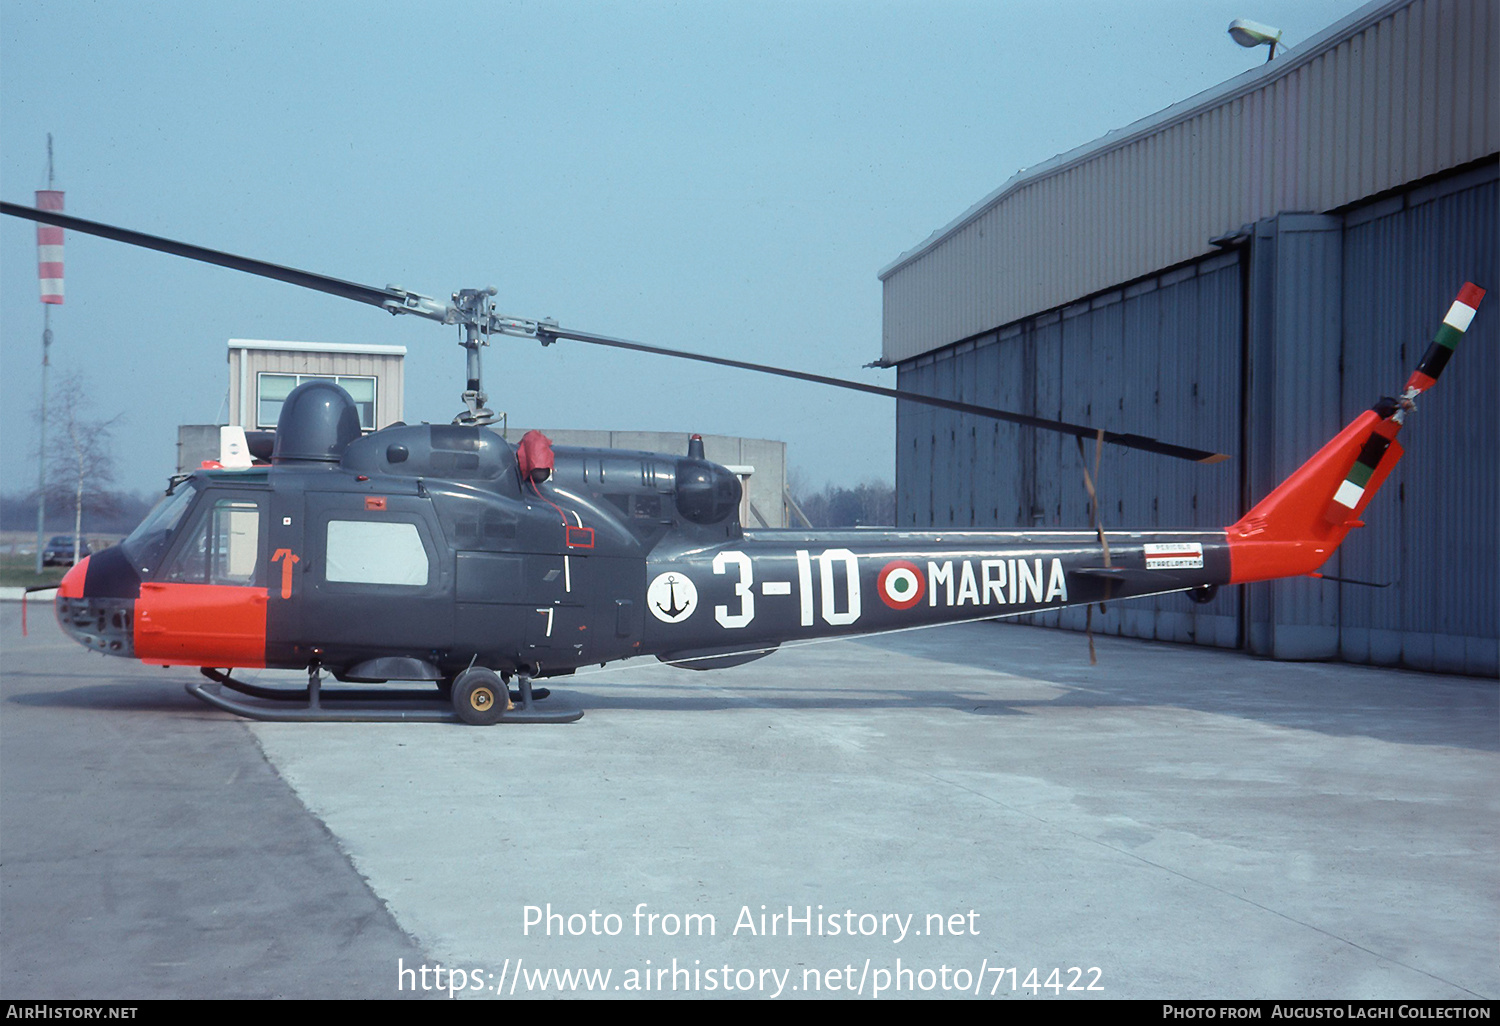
[879,0,1497,674]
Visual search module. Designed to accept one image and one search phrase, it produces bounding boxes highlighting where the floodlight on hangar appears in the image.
[1228,18,1283,61]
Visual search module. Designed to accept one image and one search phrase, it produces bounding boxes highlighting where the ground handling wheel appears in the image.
[451,667,510,725]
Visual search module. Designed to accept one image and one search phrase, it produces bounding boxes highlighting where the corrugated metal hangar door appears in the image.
[896,161,1497,675]
[896,250,1244,651]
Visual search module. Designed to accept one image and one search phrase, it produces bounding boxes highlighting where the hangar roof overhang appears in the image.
[878,0,1498,365]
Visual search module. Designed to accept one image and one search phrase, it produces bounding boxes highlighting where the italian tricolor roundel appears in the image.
[877,559,925,610]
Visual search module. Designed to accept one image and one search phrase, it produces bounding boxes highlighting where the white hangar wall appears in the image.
[885,0,1498,674]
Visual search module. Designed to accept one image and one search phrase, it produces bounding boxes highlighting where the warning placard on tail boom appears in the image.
[1143,543,1204,569]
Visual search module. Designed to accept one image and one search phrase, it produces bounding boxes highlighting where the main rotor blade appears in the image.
[2,201,403,311]
[2,201,1229,463]
[543,327,1229,463]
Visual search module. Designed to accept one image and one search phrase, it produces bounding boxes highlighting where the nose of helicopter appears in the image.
[54,550,138,658]
[57,555,89,598]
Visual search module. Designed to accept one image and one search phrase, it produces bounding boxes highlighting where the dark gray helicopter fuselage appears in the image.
[59,411,1229,682]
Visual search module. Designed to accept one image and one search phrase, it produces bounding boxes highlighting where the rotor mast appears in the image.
[377,283,558,426]
[453,288,496,425]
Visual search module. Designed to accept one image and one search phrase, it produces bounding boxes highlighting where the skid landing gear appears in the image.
[187,666,581,724]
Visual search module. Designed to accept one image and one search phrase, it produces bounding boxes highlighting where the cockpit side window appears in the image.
[160,496,266,587]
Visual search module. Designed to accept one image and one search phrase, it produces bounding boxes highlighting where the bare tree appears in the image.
[788,475,896,528]
[38,371,124,563]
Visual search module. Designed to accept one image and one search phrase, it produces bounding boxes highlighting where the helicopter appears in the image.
[3,201,1485,724]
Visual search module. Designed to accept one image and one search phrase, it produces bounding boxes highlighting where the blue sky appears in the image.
[1,0,1368,499]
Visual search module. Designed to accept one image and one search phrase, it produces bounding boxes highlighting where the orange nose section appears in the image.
[58,555,90,598]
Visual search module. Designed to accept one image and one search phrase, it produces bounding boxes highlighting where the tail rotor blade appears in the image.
[1405,283,1485,396]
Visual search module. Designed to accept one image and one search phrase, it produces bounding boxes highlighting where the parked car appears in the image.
[42,535,91,567]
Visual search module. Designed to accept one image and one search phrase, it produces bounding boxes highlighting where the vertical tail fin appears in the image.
[1226,282,1485,585]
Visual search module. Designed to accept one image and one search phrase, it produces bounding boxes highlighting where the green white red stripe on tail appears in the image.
[1326,419,1400,517]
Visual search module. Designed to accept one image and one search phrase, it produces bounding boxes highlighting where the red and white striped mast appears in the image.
[34,134,64,574]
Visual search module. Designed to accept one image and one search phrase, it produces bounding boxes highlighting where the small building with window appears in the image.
[177,338,407,472]
[225,339,406,433]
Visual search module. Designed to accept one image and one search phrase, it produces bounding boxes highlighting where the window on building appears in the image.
[257,373,377,430]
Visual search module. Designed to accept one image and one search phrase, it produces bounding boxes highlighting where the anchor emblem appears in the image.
[658,576,689,617]
[647,571,698,624]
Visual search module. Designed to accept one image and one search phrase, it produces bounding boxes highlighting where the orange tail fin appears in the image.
[1226,412,1402,583]
[1226,282,1484,585]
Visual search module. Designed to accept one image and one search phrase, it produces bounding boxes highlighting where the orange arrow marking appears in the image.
[272,548,300,599]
